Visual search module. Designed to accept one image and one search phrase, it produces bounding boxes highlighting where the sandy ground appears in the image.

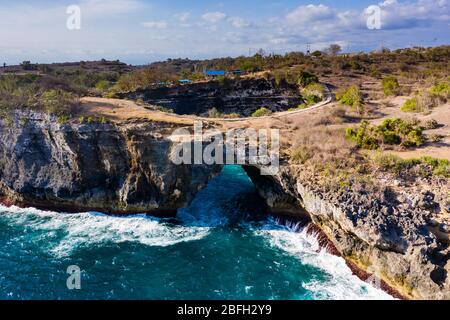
[369,98,450,161]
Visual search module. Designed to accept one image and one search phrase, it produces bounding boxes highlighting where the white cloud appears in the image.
[142,21,168,29]
[175,12,191,22]
[202,12,226,23]
[283,0,449,35]
[370,0,450,29]
[286,4,335,25]
[228,17,251,28]
[81,0,144,16]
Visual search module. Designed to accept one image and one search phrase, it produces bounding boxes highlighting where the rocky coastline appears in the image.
[0,111,448,299]
[252,165,450,300]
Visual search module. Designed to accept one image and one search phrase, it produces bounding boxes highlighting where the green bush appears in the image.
[251,107,272,117]
[382,76,400,96]
[401,97,423,113]
[306,95,321,105]
[223,113,240,119]
[337,86,364,114]
[41,89,78,116]
[57,115,70,124]
[430,81,450,95]
[419,157,449,176]
[298,71,319,87]
[95,80,111,92]
[430,81,450,99]
[345,121,379,150]
[346,118,425,150]
[302,83,325,100]
[374,154,449,177]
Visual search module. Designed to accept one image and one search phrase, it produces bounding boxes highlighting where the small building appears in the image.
[229,69,242,75]
[204,70,226,78]
[178,79,193,84]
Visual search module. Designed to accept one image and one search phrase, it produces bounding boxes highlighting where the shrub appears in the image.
[382,76,400,96]
[430,81,450,98]
[378,118,425,147]
[298,71,319,87]
[57,115,70,124]
[223,113,240,119]
[374,154,449,177]
[306,95,321,105]
[401,97,423,113]
[41,89,78,116]
[421,157,449,176]
[95,80,111,92]
[423,119,439,130]
[345,121,379,150]
[251,107,272,117]
[302,83,325,100]
[346,118,425,150]
[273,69,288,86]
[337,86,364,114]
[208,107,222,118]
[373,153,403,172]
[290,147,312,164]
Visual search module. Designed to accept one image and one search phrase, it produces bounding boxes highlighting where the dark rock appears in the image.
[0,111,222,214]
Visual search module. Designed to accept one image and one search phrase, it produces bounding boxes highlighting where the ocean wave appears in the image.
[252,218,394,300]
[0,205,210,257]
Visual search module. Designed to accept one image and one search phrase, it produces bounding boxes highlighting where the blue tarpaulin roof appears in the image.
[205,70,225,76]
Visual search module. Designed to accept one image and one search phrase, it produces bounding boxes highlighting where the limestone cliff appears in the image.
[246,165,450,300]
[0,111,221,215]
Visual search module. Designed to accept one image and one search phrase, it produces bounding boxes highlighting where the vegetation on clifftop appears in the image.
[0,75,79,117]
[251,107,272,117]
[345,118,425,150]
[373,153,450,178]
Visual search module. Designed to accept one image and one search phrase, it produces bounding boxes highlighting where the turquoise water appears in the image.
[0,166,392,300]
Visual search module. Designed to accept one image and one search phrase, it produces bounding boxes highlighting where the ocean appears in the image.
[0,165,392,300]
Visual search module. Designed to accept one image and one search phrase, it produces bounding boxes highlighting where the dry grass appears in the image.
[287,106,358,171]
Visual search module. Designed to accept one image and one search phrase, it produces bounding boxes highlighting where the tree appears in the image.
[21,61,35,71]
[256,48,267,57]
[326,44,342,56]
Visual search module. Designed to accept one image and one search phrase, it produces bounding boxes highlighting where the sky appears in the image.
[0,0,449,65]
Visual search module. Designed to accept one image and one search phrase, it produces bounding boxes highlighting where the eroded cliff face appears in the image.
[120,78,303,117]
[0,111,222,214]
[247,165,450,300]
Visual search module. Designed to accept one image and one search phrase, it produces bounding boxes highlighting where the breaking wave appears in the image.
[253,218,394,300]
[0,205,210,258]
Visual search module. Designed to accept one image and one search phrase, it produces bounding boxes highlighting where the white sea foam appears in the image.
[253,218,395,300]
[0,205,210,257]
